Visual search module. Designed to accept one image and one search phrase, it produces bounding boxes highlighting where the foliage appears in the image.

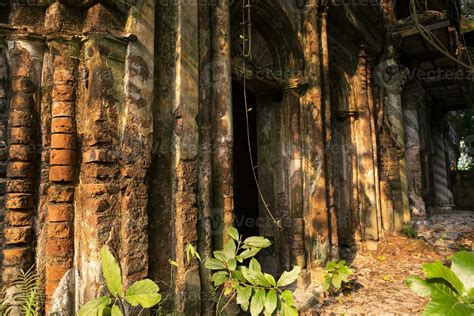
[78,247,162,316]
[405,251,474,316]
[458,140,473,171]
[205,226,301,315]
[402,224,418,239]
[0,265,43,316]
[322,260,354,295]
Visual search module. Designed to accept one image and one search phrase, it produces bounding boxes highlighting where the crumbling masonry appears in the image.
[0,0,470,314]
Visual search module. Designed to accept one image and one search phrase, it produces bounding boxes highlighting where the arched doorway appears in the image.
[229,0,304,274]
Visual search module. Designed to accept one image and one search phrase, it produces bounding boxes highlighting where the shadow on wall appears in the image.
[452,170,474,210]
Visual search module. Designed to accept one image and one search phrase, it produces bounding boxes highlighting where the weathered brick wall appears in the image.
[0,42,9,289]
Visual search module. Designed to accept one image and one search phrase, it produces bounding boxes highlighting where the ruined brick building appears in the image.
[0,0,471,314]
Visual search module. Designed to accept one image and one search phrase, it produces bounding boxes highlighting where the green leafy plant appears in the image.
[205,226,301,315]
[322,260,354,295]
[401,224,417,239]
[0,265,42,316]
[405,251,474,316]
[78,246,162,316]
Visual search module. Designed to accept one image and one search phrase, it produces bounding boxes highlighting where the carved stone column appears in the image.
[2,37,44,309]
[431,122,454,211]
[402,86,427,219]
[211,0,234,249]
[381,43,410,230]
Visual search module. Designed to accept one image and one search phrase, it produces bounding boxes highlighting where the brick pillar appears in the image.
[211,0,234,249]
[354,47,380,241]
[285,81,305,268]
[45,39,79,313]
[75,34,127,306]
[302,0,331,282]
[2,39,43,308]
[0,38,9,290]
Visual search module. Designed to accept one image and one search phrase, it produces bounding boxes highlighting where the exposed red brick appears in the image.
[51,117,75,133]
[6,162,34,178]
[53,69,74,84]
[10,92,34,110]
[9,127,33,144]
[3,247,32,266]
[5,210,33,226]
[6,179,34,193]
[45,238,73,256]
[47,203,73,222]
[52,84,75,101]
[9,110,33,127]
[51,133,76,149]
[52,101,75,117]
[82,164,118,178]
[9,144,33,161]
[47,223,72,239]
[4,227,33,244]
[50,165,74,182]
[48,185,74,202]
[45,263,69,285]
[5,193,34,209]
[50,149,75,165]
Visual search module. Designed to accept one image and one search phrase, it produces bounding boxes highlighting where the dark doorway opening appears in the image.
[232,80,259,239]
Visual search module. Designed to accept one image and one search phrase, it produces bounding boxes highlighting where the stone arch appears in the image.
[228,0,305,274]
[230,0,304,89]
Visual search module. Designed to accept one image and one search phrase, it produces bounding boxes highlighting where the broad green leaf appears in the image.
[78,297,110,316]
[277,266,301,287]
[102,306,112,316]
[227,227,239,241]
[264,273,277,287]
[322,277,331,293]
[254,271,272,287]
[110,304,122,316]
[224,239,237,259]
[244,236,272,249]
[281,290,294,306]
[168,259,179,267]
[240,248,261,259]
[250,288,265,316]
[125,279,161,308]
[101,247,124,297]
[281,302,298,316]
[228,259,237,271]
[213,251,227,263]
[205,258,226,270]
[211,271,228,286]
[332,272,342,290]
[423,291,474,316]
[249,258,261,272]
[236,255,244,263]
[405,276,432,297]
[236,286,253,311]
[241,267,261,286]
[423,262,465,295]
[451,251,474,291]
[264,289,278,315]
[325,261,337,272]
[231,270,247,283]
[428,281,458,298]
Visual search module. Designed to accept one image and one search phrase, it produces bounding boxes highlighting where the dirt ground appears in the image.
[314,211,474,316]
